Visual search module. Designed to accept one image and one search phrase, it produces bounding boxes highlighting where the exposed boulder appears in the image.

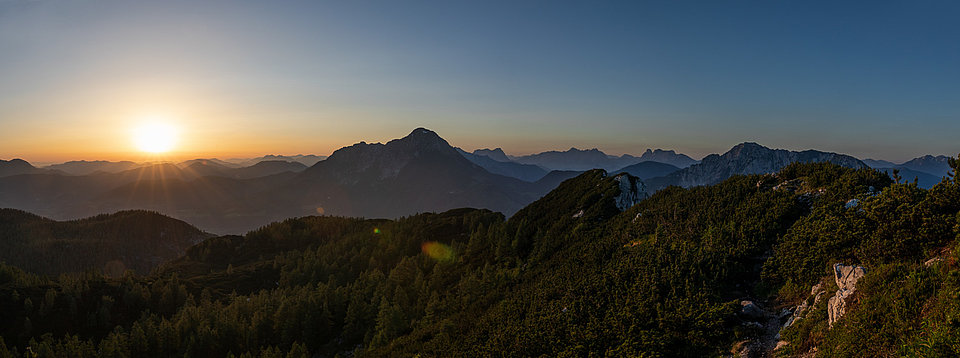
[844,199,859,209]
[827,263,866,327]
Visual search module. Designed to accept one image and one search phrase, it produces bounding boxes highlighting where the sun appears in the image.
[132,121,178,154]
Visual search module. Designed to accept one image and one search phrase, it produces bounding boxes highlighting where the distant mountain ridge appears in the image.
[179,158,241,169]
[511,147,697,172]
[44,160,143,175]
[638,149,698,168]
[614,161,681,179]
[3,131,953,235]
[0,158,56,177]
[512,148,637,171]
[899,155,953,178]
[472,148,511,162]
[179,160,307,179]
[457,148,548,182]
[863,159,897,169]
[860,155,955,188]
[646,142,867,189]
[230,154,326,167]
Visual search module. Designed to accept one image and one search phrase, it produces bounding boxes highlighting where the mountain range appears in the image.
[863,154,955,188]
[646,142,868,190]
[228,154,327,167]
[44,160,143,175]
[0,129,561,234]
[509,147,688,172]
[0,159,56,177]
[1,128,955,234]
[457,148,549,182]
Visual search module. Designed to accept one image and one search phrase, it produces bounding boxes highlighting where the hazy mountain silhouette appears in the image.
[457,148,548,182]
[646,142,866,190]
[512,148,637,171]
[231,154,326,167]
[638,149,698,168]
[0,128,565,234]
[44,160,143,175]
[177,160,306,179]
[862,158,897,168]
[876,167,942,188]
[532,170,584,191]
[232,160,307,179]
[614,161,681,179]
[472,148,511,162]
[511,147,696,172]
[6,131,926,235]
[179,158,241,169]
[182,160,234,177]
[0,160,301,234]
[861,155,955,187]
[898,155,953,178]
[0,209,210,276]
[0,159,55,177]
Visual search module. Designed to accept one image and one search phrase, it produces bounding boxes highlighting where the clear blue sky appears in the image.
[1,0,958,162]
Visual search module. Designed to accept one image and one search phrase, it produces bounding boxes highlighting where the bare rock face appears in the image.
[827,263,866,327]
[612,173,647,211]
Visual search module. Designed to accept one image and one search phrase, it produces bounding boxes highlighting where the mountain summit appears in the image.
[638,149,699,168]
[305,127,464,181]
[647,142,867,189]
[0,158,51,177]
[291,127,544,220]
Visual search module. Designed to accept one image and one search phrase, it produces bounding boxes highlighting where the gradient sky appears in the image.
[1,0,958,164]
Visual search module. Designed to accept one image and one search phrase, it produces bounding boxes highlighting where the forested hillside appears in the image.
[0,210,210,276]
[1,159,958,357]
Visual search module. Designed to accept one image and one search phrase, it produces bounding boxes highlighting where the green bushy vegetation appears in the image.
[0,210,210,276]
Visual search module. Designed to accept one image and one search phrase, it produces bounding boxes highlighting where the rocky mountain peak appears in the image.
[308,128,471,181]
[639,148,699,168]
[726,142,766,157]
[472,148,510,162]
[403,127,446,145]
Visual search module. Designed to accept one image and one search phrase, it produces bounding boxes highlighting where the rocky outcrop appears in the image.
[827,263,866,327]
[773,265,868,355]
[733,299,784,358]
[613,173,647,211]
[780,281,826,332]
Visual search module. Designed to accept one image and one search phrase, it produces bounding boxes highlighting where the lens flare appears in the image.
[421,241,455,262]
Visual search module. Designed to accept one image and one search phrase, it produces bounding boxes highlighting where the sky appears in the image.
[1,0,958,164]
